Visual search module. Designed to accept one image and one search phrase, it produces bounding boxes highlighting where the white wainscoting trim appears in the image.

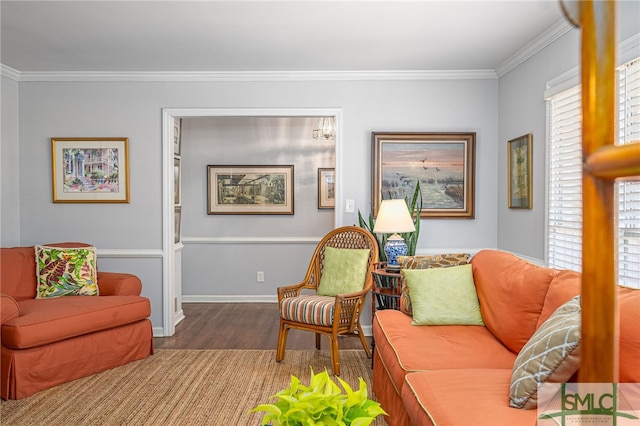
[96,248,164,258]
[182,236,322,245]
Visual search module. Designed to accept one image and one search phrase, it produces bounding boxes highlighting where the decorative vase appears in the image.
[384,233,407,271]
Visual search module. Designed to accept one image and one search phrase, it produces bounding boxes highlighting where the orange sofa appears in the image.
[1,244,154,400]
[372,250,640,425]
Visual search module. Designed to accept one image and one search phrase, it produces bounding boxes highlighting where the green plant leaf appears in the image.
[249,369,385,425]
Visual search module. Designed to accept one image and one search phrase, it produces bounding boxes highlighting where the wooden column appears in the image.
[576,0,617,383]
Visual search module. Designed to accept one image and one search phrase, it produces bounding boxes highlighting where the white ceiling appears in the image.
[1,0,571,74]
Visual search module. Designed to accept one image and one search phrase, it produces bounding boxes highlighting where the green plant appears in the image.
[357,181,422,262]
[249,368,386,426]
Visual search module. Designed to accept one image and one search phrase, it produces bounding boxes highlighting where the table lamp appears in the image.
[373,199,416,271]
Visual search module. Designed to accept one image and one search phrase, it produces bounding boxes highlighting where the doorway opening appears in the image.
[160,108,343,336]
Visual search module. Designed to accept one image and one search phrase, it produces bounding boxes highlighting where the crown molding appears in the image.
[3,69,498,82]
[495,19,574,78]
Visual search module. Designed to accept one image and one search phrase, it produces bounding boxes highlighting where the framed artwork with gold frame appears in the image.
[372,132,475,218]
[207,165,294,215]
[508,133,533,209]
[317,168,335,209]
[51,137,130,203]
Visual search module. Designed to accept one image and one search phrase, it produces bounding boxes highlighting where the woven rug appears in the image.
[1,349,386,425]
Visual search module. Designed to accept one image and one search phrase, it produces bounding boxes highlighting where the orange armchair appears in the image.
[276,226,379,375]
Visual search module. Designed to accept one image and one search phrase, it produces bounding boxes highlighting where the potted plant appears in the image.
[358,181,422,262]
[250,368,386,425]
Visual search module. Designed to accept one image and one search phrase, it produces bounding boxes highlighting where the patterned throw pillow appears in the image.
[397,254,470,315]
[509,296,582,409]
[35,245,99,298]
[317,247,370,296]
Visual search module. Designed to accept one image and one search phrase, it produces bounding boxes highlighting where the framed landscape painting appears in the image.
[372,132,475,218]
[207,165,294,215]
[508,133,533,209]
[51,137,130,203]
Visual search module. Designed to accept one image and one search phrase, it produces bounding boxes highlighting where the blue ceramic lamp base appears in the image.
[384,233,408,271]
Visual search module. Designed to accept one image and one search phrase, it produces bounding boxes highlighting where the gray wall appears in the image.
[2,77,498,332]
[497,1,640,259]
[1,75,20,246]
[180,116,335,297]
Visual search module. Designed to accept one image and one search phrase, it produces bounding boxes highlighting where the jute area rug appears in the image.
[1,349,387,426]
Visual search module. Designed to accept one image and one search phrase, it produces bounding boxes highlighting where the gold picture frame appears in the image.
[508,133,533,209]
[318,168,335,209]
[372,132,476,218]
[207,165,294,215]
[51,137,130,203]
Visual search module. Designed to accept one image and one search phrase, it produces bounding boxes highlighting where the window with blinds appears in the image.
[547,57,640,288]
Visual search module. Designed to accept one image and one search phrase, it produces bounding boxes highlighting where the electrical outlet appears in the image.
[257,271,265,282]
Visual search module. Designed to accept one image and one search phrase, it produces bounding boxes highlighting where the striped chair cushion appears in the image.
[280,295,335,327]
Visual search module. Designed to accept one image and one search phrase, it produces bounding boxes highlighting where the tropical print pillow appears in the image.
[36,245,99,298]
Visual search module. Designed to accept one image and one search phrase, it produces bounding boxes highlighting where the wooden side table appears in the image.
[370,263,403,367]
[371,262,403,318]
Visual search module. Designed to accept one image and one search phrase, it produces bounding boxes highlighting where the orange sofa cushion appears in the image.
[0,247,38,300]
[537,270,581,328]
[619,286,640,383]
[472,250,558,354]
[373,309,516,393]
[2,296,151,349]
[402,369,537,426]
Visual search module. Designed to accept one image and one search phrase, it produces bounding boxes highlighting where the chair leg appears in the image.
[315,333,322,350]
[356,323,371,358]
[329,333,341,376]
[276,321,289,362]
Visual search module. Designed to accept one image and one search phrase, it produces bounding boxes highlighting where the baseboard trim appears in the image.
[182,295,278,303]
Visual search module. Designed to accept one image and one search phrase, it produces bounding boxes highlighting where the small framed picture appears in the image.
[51,137,130,203]
[173,118,182,155]
[508,134,533,209]
[318,168,335,209]
[174,206,182,244]
[207,165,294,215]
[174,156,181,205]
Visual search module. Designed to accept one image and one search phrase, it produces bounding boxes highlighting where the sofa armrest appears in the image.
[97,272,142,296]
[1,293,20,324]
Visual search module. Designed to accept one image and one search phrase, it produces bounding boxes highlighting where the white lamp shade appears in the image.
[373,199,416,234]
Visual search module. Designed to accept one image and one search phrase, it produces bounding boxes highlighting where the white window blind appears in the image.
[617,58,640,287]
[548,57,640,288]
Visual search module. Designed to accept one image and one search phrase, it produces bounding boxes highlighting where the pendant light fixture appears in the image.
[313,116,335,140]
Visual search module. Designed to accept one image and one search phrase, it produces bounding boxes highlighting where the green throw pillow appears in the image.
[36,245,99,298]
[317,246,370,296]
[402,264,484,326]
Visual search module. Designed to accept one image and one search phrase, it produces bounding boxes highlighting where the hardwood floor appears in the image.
[154,303,371,350]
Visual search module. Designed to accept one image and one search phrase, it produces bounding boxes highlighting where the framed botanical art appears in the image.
[508,133,533,209]
[51,137,130,203]
[207,165,294,215]
[372,132,475,218]
[317,168,335,209]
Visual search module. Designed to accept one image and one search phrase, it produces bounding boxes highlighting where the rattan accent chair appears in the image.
[276,226,379,375]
